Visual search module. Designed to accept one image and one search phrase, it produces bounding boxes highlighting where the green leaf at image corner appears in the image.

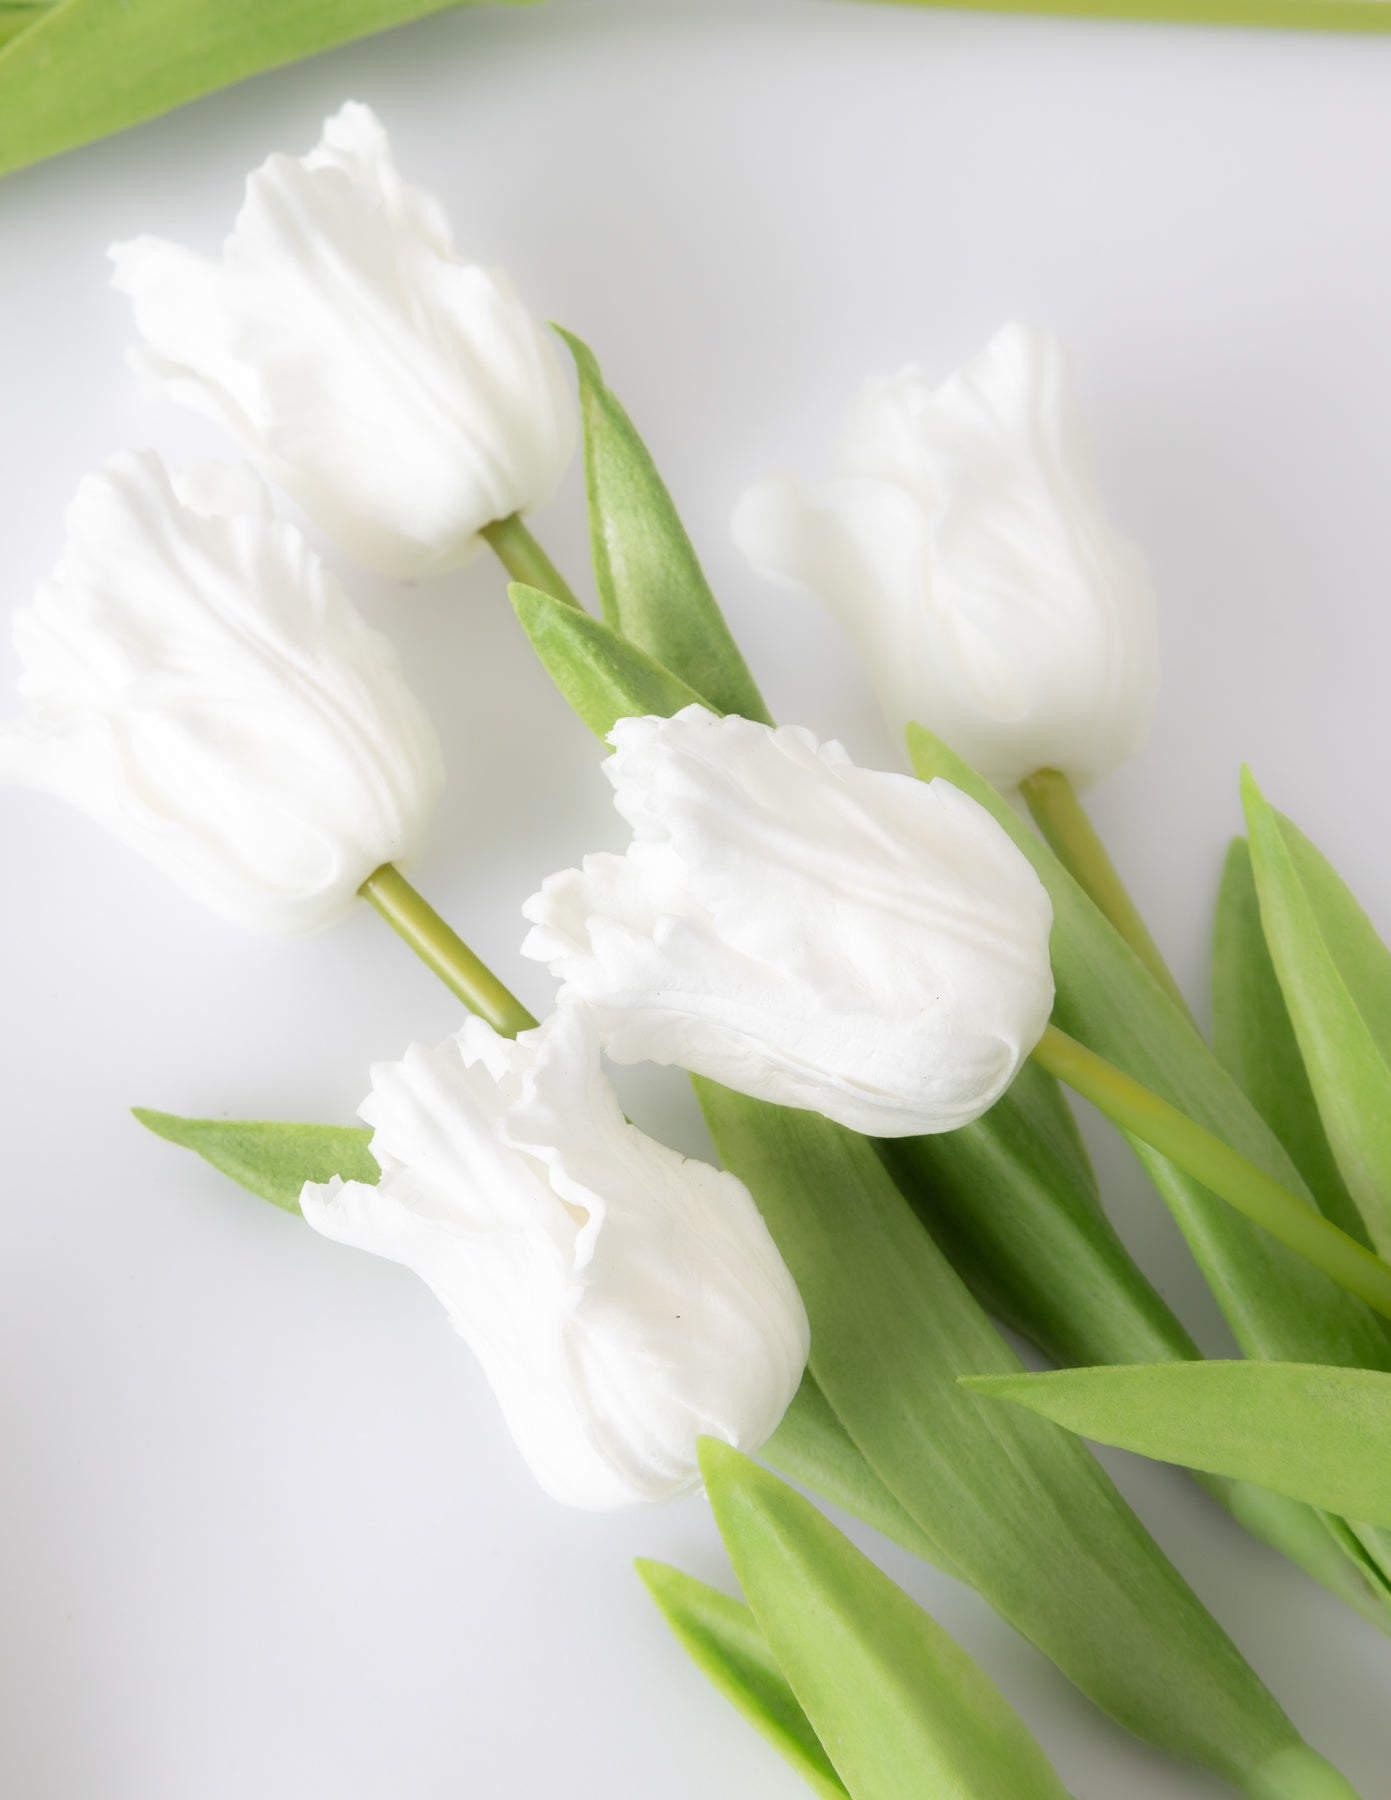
[557,328,772,725]
[965,1361,1391,1533]
[0,0,533,182]
[697,1440,1072,1800]
[132,1109,376,1213]
[905,721,1391,1378]
[636,1560,849,1800]
[1241,770,1391,1261]
[1213,837,1370,1250]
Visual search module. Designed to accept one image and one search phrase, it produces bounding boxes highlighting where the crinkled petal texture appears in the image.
[734,323,1159,791]
[300,1004,810,1509]
[0,450,443,934]
[523,707,1055,1137]
[110,101,574,578]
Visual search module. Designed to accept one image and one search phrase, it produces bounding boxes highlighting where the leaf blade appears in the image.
[132,1109,375,1213]
[698,1442,1070,1800]
[1242,771,1391,1257]
[966,1361,1391,1531]
[558,329,772,724]
[636,1559,849,1800]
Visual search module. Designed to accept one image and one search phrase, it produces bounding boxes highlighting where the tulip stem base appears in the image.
[360,864,537,1039]
[1020,767,1197,1028]
[481,513,582,610]
[1032,1023,1391,1324]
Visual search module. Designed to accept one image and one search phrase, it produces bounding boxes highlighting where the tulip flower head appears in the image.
[0,450,443,934]
[110,101,574,579]
[523,706,1055,1138]
[300,1003,810,1509]
[734,323,1159,791]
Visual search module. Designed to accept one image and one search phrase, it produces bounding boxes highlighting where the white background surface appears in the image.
[2,0,1390,1793]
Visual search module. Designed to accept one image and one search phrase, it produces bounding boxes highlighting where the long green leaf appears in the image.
[855,0,1391,30]
[132,1109,375,1213]
[1242,772,1391,1259]
[697,1082,1310,1791]
[697,1442,1072,1800]
[1213,837,1370,1249]
[509,584,706,738]
[767,1373,957,1577]
[635,1560,849,1800]
[0,0,526,182]
[966,1362,1391,1532]
[558,329,772,724]
[879,1059,1194,1371]
[906,723,1391,1376]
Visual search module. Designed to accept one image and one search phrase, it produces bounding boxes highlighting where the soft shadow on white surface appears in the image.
[2,1,1390,1794]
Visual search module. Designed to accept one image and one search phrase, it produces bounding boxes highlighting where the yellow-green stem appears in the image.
[1032,1023,1391,1324]
[359,864,537,1039]
[1021,767,1198,1028]
[480,513,582,610]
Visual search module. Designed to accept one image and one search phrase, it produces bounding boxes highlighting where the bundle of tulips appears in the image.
[9,101,1391,1799]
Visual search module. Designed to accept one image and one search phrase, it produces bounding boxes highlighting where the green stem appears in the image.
[480,512,582,610]
[856,0,1391,33]
[1032,1023,1391,1325]
[1021,767,1197,1028]
[359,864,537,1039]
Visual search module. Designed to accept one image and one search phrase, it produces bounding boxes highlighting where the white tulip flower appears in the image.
[522,706,1055,1138]
[0,450,443,935]
[733,324,1159,791]
[110,101,574,579]
[300,1003,810,1509]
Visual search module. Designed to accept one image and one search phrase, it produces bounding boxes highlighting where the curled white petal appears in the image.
[734,323,1158,791]
[301,1004,810,1509]
[523,706,1055,1138]
[110,100,575,579]
[0,449,443,934]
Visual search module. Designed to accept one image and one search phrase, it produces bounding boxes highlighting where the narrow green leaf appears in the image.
[906,722,1391,1376]
[697,1080,1304,1788]
[0,0,533,181]
[132,1109,375,1213]
[697,1443,1071,1800]
[636,1560,849,1800]
[557,329,772,725]
[1213,837,1370,1249]
[850,0,1391,30]
[510,583,706,738]
[966,1362,1391,1532]
[0,2,50,53]
[879,1059,1197,1371]
[1242,771,1391,1259]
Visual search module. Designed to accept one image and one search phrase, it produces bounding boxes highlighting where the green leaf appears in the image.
[697,1080,1305,1788]
[558,329,772,725]
[966,1361,1391,1532]
[849,0,1391,30]
[132,1109,375,1213]
[906,723,1391,1377]
[696,1442,1071,1800]
[635,1560,849,1800]
[766,1373,958,1578]
[1213,837,1370,1249]
[0,2,50,53]
[0,0,531,182]
[1241,771,1391,1259]
[510,583,706,739]
[879,1059,1197,1371]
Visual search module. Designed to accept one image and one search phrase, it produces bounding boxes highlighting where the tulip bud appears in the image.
[300,1003,810,1509]
[110,101,574,580]
[522,706,1055,1138]
[733,324,1158,791]
[0,450,443,934]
